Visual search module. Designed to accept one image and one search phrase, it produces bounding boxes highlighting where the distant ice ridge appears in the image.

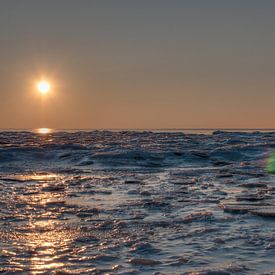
[0,130,274,172]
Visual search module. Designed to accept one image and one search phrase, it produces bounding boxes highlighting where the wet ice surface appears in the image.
[0,131,275,274]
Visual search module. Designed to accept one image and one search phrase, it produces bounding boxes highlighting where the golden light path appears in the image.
[24,173,69,273]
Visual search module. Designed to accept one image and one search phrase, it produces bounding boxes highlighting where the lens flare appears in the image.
[267,151,275,174]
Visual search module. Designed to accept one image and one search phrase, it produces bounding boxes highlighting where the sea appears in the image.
[0,129,275,274]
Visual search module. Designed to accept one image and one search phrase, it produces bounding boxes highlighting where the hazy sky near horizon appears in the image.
[1,0,275,129]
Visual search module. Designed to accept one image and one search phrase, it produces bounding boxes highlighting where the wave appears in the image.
[0,131,274,169]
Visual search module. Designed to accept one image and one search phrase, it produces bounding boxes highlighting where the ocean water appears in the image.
[0,130,275,274]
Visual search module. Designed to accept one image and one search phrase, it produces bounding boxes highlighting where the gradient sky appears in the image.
[1,0,275,129]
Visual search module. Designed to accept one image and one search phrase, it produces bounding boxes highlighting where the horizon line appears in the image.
[1,128,275,131]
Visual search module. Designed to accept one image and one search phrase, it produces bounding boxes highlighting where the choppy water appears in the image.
[0,130,275,274]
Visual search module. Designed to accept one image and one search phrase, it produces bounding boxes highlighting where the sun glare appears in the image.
[37,81,50,94]
[37,128,52,134]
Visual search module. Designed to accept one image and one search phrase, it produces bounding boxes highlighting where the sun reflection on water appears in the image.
[27,219,68,273]
[13,172,73,273]
[21,173,61,182]
[36,128,52,134]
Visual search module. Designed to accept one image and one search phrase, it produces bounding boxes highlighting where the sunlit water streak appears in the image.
[36,128,52,134]
[0,130,275,273]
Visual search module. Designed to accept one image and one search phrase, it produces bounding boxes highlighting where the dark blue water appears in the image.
[0,130,275,274]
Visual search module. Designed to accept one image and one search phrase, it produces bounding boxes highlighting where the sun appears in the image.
[37,80,50,94]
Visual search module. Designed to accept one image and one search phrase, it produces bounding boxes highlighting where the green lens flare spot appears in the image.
[267,152,275,174]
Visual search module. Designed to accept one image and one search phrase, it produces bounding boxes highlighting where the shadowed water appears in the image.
[0,130,275,274]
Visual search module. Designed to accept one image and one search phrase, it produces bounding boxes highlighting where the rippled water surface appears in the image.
[1,130,275,274]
